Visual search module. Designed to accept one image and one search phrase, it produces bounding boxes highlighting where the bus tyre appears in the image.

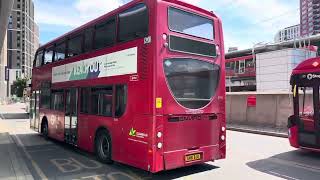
[95,130,113,164]
[41,120,49,139]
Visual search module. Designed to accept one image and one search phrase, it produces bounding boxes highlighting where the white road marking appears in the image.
[269,171,300,180]
[13,134,48,180]
[79,174,105,180]
[27,148,59,153]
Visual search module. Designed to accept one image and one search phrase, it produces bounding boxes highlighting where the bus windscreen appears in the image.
[168,7,214,40]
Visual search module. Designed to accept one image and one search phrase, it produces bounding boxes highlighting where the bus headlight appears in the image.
[221,135,225,141]
[222,127,226,132]
[157,142,163,149]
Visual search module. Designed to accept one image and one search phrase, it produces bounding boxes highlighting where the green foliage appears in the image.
[11,78,27,97]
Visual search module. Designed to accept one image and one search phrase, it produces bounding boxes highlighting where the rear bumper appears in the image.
[163,144,221,170]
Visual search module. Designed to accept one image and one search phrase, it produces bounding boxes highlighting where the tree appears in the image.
[11,78,27,97]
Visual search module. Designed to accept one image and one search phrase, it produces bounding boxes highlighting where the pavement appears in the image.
[227,124,288,138]
[1,103,320,180]
[0,103,33,180]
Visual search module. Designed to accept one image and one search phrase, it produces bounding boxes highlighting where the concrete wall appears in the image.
[226,92,294,129]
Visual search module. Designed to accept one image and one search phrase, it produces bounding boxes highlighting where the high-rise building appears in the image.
[0,0,14,102]
[7,0,39,79]
[300,0,320,37]
[274,25,301,42]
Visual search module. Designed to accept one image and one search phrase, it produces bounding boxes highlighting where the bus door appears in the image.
[65,89,78,145]
[298,86,320,148]
[30,91,40,132]
[313,86,320,146]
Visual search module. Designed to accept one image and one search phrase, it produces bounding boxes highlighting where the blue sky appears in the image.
[34,0,300,50]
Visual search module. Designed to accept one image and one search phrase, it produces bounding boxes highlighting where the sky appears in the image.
[33,0,300,50]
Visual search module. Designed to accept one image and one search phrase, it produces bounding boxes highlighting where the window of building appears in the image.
[16,71,19,79]
[51,90,64,111]
[44,47,54,65]
[91,87,113,116]
[54,41,66,61]
[118,4,149,42]
[68,34,83,57]
[80,88,90,114]
[115,85,127,117]
[84,27,94,53]
[94,18,116,50]
[302,10,307,15]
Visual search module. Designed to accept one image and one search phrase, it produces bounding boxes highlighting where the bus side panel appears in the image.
[77,114,91,152]
[119,68,153,170]
[40,109,65,142]
[124,115,152,170]
[83,115,114,153]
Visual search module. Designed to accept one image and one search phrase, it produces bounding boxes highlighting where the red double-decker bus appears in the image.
[29,0,226,172]
[288,57,320,152]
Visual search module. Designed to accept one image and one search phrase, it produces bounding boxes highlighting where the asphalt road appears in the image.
[1,105,320,180]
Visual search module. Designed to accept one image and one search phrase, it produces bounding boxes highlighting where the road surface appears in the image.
[1,103,320,180]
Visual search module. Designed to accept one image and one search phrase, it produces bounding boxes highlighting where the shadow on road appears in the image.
[247,150,320,180]
[13,133,219,180]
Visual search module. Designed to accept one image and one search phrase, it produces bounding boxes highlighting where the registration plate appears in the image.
[185,153,202,162]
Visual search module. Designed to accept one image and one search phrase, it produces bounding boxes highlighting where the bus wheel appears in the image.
[95,130,113,164]
[41,120,49,138]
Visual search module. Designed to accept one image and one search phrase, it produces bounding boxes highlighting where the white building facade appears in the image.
[256,48,316,92]
[275,25,301,43]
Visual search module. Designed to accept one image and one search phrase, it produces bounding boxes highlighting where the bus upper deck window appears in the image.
[44,47,54,65]
[118,3,149,42]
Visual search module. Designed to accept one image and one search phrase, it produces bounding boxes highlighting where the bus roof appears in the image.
[292,57,320,75]
[38,0,217,50]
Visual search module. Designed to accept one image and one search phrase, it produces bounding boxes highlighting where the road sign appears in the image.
[5,66,9,81]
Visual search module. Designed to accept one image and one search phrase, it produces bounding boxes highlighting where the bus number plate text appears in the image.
[185,153,202,163]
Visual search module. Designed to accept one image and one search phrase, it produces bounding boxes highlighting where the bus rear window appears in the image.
[164,58,220,109]
[168,7,214,40]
